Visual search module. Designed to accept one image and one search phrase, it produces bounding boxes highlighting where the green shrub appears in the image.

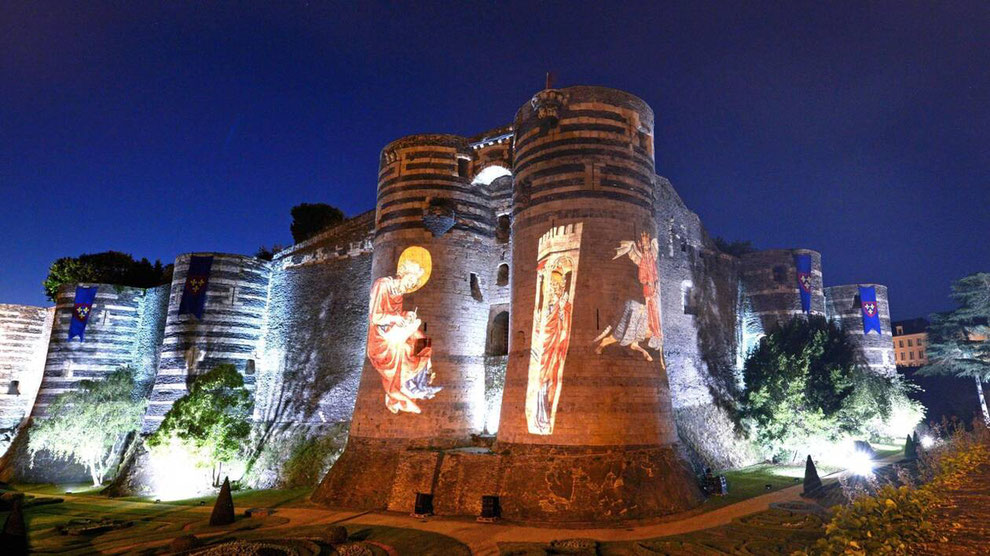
[807,422,989,555]
[146,364,251,486]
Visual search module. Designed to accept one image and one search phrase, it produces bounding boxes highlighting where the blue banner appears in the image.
[794,253,812,313]
[68,285,98,341]
[859,285,882,335]
[178,255,213,320]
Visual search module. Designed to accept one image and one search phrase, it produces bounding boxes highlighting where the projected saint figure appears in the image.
[366,246,441,414]
[594,233,664,362]
[533,258,573,433]
[526,223,582,435]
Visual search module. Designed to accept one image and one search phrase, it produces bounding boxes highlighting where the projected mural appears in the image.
[526,223,583,435]
[366,246,441,414]
[593,233,664,361]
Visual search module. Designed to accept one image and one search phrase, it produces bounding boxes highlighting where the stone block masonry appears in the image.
[0,305,52,430]
[0,83,897,518]
[825,284,896,377]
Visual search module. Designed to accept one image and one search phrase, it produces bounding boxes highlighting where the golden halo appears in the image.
[396,246,432,292]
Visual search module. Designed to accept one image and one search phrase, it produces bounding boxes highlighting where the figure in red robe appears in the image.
[593,233,664,361]
[366,259,440,414]
[534,267,572,433]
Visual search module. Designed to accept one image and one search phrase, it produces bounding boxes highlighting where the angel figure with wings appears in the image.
[593,232,664,361]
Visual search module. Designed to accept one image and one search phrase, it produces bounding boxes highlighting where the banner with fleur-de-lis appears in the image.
[68,285,98,341]
[178,255,214,320]
[859,285,882,335]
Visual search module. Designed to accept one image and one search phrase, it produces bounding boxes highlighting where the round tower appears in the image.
[315,134,498,510]
[824,284,896,376]
[495,86,702,521]
[142,253,271,433]
[739,248,825,344]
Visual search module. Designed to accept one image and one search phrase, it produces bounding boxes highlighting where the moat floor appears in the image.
[12,447,975,556]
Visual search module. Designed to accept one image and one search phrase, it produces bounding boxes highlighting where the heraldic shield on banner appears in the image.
[526,223,583,435]
[859,285,882,335]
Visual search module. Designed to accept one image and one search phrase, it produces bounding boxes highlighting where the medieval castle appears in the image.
[0,86,896,521]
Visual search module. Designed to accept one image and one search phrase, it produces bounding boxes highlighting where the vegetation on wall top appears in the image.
[43,250,172,302]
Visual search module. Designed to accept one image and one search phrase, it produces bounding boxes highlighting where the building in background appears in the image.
[892,318,929,367]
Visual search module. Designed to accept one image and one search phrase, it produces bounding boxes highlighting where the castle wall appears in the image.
[651,185,754,469]
[142,253,270,432]
[33,284,151,416]
[3,284,163,482]
[254,212,374,427]
[0,305,52,429]
[824,284,896,377]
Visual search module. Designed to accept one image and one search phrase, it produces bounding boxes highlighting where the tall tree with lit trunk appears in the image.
[921,273,990,427]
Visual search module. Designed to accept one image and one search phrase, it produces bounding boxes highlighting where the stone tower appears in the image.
[824,283,896,376]
[314,134,498,511]
[494,86,702,521]
[739,248,825,354]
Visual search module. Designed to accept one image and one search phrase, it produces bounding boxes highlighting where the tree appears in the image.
[713,237,757,257]
[146,364,252,486]
[27,367,145,486]
[43,251,171,302]
[741,316,916,460]
[290,203,345,244]
[254,244,285,261]
[920,273,990,426]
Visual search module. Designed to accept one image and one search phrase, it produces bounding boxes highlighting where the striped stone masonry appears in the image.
[33,284,150,416]
[142,253,271,433]
[0,304,53,428]
[824,284,897,377]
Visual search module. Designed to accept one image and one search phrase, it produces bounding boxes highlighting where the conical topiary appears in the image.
[0,498,28,555]
[904,435,917,460]
[912,430,920,446]
[209,477,235,526]
[802,455,823,496]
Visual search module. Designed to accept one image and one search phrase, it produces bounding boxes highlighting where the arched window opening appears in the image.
[495,214,511,244]
[496,263,509,286]
[487,311,510,356]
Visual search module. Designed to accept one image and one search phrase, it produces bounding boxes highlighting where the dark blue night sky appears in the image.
[2,2,987,320]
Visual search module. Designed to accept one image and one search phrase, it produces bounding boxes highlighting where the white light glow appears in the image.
[147,443,214,501]
[920,434,934,449]
[471,165,511,186]
[847,448,875,477]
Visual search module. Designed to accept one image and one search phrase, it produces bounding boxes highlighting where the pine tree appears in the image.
[920,273,990,426]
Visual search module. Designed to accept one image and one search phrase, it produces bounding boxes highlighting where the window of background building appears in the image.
[896,326,904,334]
[909,352,914,360]
[907,339,913,347]
[899,340,904,348]
[919,350,925,359]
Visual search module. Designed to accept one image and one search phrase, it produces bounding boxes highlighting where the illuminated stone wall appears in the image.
[0,305,52,429]
[254,212,374,427]
[824,284,896,377]
[142,254,271,433]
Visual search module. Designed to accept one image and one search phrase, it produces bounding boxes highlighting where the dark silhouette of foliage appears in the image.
[713,237,757,257]
[43,251,171,302]
[920,272,990,425]
[290,203,345,244]
[254,244,285,261]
